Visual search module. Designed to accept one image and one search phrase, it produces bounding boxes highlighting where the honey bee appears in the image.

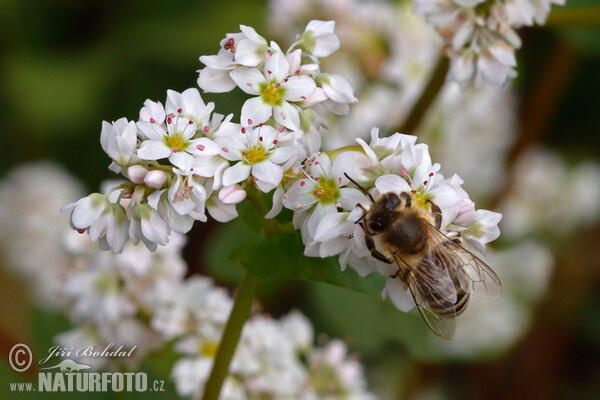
[345,174,502,340]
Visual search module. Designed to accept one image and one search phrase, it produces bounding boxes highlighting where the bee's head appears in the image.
[366,193,402,232]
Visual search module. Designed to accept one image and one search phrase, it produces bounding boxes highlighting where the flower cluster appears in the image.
[64,21,356,253]
[164,287,374,399]
[268,0,443,148]
[0,164,375,396]
[275,129,502,311]
[414,0,564,88]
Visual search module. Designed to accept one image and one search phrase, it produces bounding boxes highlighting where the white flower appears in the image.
[283,153,367,240]
[165,88,215,128]
[230,51,317,130]
[129,204,169,251]
[308,340,375,400]
[100,118,138,172]
[64,193,109,233]
[168,169,208,219]
[219,125,302,192]
[296,20,340,58]
[197,26,269,93]
[137,116,220,171]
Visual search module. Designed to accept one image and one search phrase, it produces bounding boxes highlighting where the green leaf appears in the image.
[229,232,387,299]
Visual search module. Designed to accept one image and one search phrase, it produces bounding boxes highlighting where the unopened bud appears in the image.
[127,165,148,184]
[144,170,167,189]
[219,184,247,205]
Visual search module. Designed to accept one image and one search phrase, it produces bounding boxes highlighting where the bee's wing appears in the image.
[424,223,503,299]
[394,254,457,340]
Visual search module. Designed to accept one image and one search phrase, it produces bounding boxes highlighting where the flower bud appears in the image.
[218,184,247,205]
[127,165,148,184]
[144,170,167,189]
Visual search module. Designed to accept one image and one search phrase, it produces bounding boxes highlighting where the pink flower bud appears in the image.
[127,165,148,184]
[144,170,167,189]
[219,184,247,205]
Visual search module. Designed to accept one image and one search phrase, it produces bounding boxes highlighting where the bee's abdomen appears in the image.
[426,289,470,317]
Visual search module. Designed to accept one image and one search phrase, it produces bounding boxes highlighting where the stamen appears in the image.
[273,139,278,145]
[177,108,182,113]
[204,126,209,132]
[150,118,155,123]
[248,118,253,125]
[241,127,246,134]
[197,144,205,151]
[222,147,229,153]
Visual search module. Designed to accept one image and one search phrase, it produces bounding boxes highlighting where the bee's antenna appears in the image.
[344,173,375,203]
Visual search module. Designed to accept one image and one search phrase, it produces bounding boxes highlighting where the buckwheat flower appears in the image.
[63,193,110,233]
[314,72,358,114]
[168,168,208,218]
[281,310,314,354]
[197,26,269,93]
[129,204,169,251]
[308,340,375,400]
[283,153,367,238]
[165,88,216,128]
[137,116,220,170]
[295,20,340,58]
[139,98,165,126]
[414,0,562,88]
[100,118,138,173]
[219,125,303,192]
[230,51,317,130]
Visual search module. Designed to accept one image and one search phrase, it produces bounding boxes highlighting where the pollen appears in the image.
[411,189,431,210]
[164,133,187,153]
[244,145,268,164]
[313,178,340,204]
[260,81,285,106]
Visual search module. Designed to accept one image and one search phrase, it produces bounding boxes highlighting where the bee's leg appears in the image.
[364,234,393,264]
[355,203,369,225]
[426,200,442,229]
[371,250,393,264]
[400,192,411,208]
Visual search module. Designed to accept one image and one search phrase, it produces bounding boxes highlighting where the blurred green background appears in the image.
[1,0,600,399]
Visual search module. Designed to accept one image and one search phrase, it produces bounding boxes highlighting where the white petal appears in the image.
[71,195,106,229]
[282,76,317,101]
[138,140,171,160]
[230,67,264,95]
[207,202,238,222]
[338,188,368,211]
[314,212,349,242]
[270,145,298,164]
[235,38,267,67]
[240,97,272,127]
[223,162,252,186]
[137,121,167,141]
[374,174,411,194]
[188,138,221,156]
[265,186,284,219]
[382,279,415,312]
[312,33,340,57]
[273,101,300,131]
[169,151,194,170]
[264,51,289,83]
[252,160,283,187]
[198,68,237,93]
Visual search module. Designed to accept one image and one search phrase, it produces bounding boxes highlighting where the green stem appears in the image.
[397,55,449,135]
[201,271,259,400]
